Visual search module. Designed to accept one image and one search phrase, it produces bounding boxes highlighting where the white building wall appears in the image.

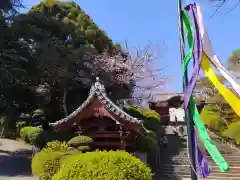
[169,108,185,122]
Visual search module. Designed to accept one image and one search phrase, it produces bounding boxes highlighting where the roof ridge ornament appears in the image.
[96,77,100,82]
[90,77,106,95]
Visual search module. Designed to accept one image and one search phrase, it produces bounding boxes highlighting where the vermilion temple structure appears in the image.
[149,93,205,125]
[49,77,148,151]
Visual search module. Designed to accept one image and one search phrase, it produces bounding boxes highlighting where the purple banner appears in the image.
[184,4,203,110]
[195,131,211,178]
[185,4,211,178]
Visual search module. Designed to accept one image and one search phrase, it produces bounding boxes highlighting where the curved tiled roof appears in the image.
[49,77,149,133]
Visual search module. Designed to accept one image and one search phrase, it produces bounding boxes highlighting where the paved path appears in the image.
[0,138,37,180]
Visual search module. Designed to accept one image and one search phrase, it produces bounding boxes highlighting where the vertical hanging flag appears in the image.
[181,9,210,178]
[195,132,210,178]
[195,5,240,97]
[182,5,202,111]
[182,4,229,173]
[195,5,240,117]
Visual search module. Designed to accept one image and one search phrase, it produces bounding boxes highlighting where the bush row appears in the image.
[200,105,240,145]
[32,138,152,180]
[32,141,152,180]
[19,126,72,148]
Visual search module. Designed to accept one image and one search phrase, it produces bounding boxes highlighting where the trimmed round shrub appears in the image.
[134,131,158,153]
[142,109,160,120]
[32,150,66,180]
[44,141,68,152]
[77,145,91,152]
[143,117,161,135]
[66,147,79,154]
[67,135,93,147]
[52,150,152,180]
[66,145,91,154]
[20,126,41,144]
[124,106,143,119]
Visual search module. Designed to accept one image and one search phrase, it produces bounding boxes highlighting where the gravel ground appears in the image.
[0,138,37,180]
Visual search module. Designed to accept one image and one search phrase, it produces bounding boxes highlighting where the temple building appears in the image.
[49,77,148,152]
[149,92,205,125]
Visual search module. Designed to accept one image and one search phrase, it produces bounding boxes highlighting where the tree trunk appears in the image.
[63,88,68,116]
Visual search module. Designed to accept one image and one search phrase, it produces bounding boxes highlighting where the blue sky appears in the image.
[20,0,240,93]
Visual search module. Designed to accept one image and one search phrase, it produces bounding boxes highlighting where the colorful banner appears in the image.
[182,9,210,177]
[195,5,240,97]
[182,5,202,110]
[195,132,210,178]
[195,4,240,117]
[182,5,229,173]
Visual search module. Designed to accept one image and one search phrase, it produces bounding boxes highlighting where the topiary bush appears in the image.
[142,109,160,120]
[142,109,161,135]
[124,106,143,119]
[65,146,91,154]
[31,150,66,180]
[52,150,152,180]
[67,135,93,147]
[20,126,42,144]
[123,106,161,134]
[134,131,158,153]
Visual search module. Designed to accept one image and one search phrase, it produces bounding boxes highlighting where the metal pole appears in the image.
[177,0,198,180]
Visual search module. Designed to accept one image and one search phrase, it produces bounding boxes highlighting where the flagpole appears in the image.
[177,0,198,180]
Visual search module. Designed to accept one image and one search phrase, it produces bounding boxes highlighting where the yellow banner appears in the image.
[201,52,240,117]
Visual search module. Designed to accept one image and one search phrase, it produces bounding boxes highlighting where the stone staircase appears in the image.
[158,126,240,180]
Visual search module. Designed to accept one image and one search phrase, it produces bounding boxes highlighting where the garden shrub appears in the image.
[142,109,160,120]
[67,147,75,152]
[200,105,226,131]
[66,145,91,154]
[124,106,161,134]
[32,109,44,118]
[143,117,161,135]
[66,147,80,154]
[20,126,41,144]
[124,106,143,119]
[34,130,71,149]
[44,141,68,152]
[133,131,160,170]
[67,135,93,147]
[222,121,240,144]
[52,150,152,180]
[142,109,161,135]
[76,145,91,152]
[134,131,158,153]
[32,150,66,180]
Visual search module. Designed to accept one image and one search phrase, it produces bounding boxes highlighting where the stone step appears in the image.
[163,150,240,156]
[161,154,240,159]
[161,126,240,179]
[161,161,240,167]
[158,174,240,180]
[164,156,240,163]
[161,164,240,173]
[160,171,240,179]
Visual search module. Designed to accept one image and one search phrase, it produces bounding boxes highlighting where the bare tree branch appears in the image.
[209,0,240,18]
